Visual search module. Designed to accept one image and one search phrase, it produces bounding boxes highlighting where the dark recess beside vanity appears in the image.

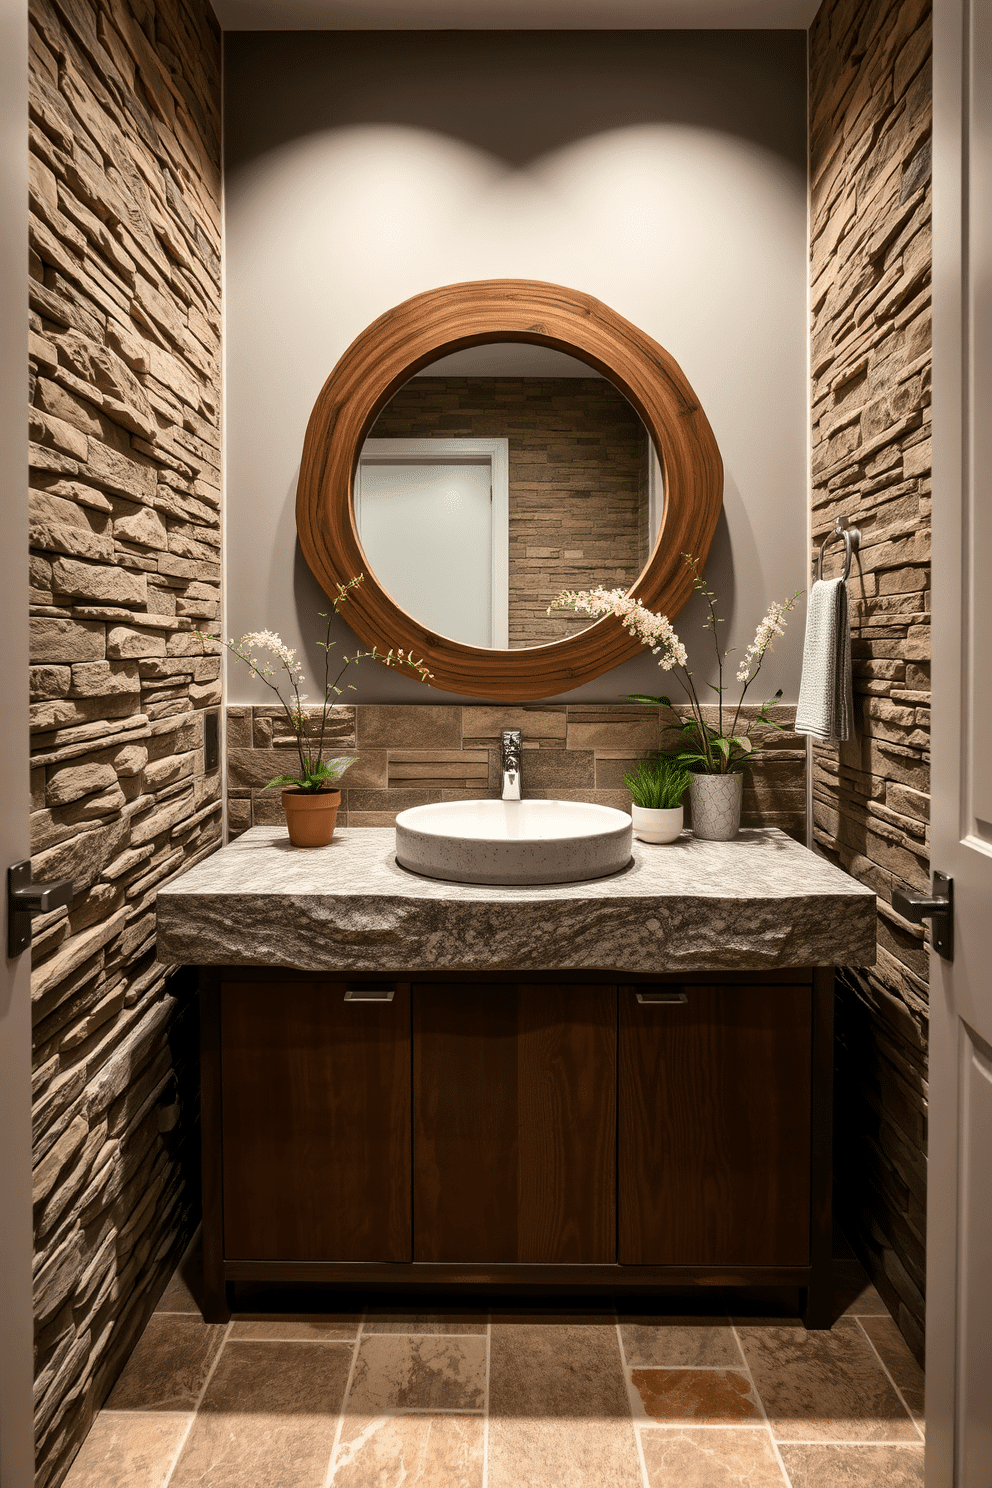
[157,826,876,1330]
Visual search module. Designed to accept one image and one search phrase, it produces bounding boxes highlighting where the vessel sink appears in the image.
[394,798,633,886]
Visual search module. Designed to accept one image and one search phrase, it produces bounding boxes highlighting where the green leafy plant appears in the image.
[197,575,432,794]
[552,553,801,776]
[624,754,691,810]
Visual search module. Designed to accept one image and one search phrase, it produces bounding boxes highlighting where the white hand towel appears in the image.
[796,576,854,743]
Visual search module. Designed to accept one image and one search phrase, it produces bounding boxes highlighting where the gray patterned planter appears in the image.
[689,773,744,841]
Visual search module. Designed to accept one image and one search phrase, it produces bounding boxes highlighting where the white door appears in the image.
[0,0,37,1481]
[929,2,992,1482]
[356,439,509,648]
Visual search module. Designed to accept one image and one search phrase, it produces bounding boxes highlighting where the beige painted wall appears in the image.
[224,30,809,705]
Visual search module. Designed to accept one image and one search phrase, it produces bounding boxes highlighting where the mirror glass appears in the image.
[355,342,664,650]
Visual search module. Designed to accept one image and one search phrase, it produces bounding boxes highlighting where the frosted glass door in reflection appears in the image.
[355,439,509,648]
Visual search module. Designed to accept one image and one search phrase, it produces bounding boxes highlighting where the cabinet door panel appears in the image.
[619,984,811,1266]
[414,983,616,1263]
[221,981,411,1261]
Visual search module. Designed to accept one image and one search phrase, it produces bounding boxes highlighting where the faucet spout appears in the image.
[501,729,522,801]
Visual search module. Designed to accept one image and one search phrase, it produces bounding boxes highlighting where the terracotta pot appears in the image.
[281,788,341,847]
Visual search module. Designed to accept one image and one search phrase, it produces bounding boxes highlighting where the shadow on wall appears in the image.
[224,30,808,174]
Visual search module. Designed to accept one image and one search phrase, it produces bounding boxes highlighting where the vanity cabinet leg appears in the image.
[198,972,230,1324]
[803,967,836,1331]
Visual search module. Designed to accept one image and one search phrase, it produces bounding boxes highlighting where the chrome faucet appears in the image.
[501,729,522,800]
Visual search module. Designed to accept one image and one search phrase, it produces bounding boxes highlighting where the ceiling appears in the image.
[212,0,821,30]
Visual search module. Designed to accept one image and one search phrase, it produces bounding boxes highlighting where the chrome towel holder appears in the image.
[815,514,862,583]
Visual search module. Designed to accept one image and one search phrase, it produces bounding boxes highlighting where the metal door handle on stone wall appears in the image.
[7,861,74,958]
[892,872,953,961]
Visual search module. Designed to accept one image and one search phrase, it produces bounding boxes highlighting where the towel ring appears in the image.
[816,516,861,583]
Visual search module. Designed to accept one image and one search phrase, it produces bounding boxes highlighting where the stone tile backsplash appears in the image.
[226,702,805,840]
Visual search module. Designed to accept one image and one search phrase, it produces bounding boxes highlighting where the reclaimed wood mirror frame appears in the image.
[296,280,724,700]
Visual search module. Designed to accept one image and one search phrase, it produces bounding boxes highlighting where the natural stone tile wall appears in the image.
[27,0,221,1480]
[369,379,651,647]
[809,0,931,1360]
[226,702,805,840]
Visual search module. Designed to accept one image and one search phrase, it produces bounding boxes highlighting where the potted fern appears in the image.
[625,754,691,843]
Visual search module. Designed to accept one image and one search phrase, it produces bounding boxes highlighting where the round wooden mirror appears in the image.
[296,280,723,700]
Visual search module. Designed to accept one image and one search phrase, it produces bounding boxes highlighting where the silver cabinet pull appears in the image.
[635,990,689,1005]
[344,987,396,1002]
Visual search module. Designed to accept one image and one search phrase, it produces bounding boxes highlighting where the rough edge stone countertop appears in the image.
[155,825,876,974]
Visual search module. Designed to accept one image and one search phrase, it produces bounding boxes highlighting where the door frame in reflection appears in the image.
[356,438,510,648]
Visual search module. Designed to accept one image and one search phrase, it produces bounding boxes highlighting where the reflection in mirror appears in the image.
[356,342,663,650]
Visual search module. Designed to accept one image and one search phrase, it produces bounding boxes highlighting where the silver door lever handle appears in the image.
[892,871,953,961]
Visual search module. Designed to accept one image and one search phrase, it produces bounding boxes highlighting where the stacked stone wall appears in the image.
[27,0,222,1480]
[809,0,931,1360]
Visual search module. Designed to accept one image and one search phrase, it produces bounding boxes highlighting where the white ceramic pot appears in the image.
[630,804,684,844]
[688,773,743,841]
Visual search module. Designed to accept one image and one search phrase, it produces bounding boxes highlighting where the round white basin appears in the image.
[395,798,633,885]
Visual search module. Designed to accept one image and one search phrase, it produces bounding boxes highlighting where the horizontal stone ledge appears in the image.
[70,606,197,632]
[30,715,151,762]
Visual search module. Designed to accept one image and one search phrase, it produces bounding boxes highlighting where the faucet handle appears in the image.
[501,729,522,768]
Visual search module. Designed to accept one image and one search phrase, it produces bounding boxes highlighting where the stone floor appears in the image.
[62,1240,925,1488]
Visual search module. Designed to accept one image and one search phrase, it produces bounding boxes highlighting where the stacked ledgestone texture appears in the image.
[809,0,931,1360]
[27,0,222,1480]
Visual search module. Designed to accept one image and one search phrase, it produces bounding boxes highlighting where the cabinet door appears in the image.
[414,983,616,1264]
[221,980,411,1261]
[619,984,812,1266]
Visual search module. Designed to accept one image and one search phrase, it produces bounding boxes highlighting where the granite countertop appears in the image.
[155,825,876,974]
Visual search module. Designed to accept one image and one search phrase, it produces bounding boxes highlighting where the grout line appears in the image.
[221,1335,359,1345]
[161,1317,232,1488]
[624,1362,755,1372]
[322,1316,364,1488]
[729,1323,793,1488]
[616,1321,652,1488]
[853,1317,925,1443]
[482,1313,491,1488]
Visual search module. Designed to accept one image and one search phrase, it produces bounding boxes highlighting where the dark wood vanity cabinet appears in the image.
[618,983,813,1267]
[218,979,413,1263]
[200,967,833,1327]
[414,983,616,1265]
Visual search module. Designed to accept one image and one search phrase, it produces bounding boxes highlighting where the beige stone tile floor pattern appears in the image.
[63,1242,925,1488]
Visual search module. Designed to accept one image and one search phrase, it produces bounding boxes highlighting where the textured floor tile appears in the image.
[857,1315,926,1422]
[62,1411,190,1488]
[363,1308,487,1335]
[778,1442,925,1485]
[620,1317,743,1367]
[106,1315,226,1411]
[736,1318,919,1442]
[631,1369,762,1425]
[488,1322,642,1487]
[640,1426,788,1487]
[330,1412,485,1486]
[834,1260,889,1316]
[169,1340,352,1488]
[230,1318,361,1341]
[341,1335,487,1431]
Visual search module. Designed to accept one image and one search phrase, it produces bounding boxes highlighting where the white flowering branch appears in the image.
[195,575,433,792]
[551,555,801,775]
